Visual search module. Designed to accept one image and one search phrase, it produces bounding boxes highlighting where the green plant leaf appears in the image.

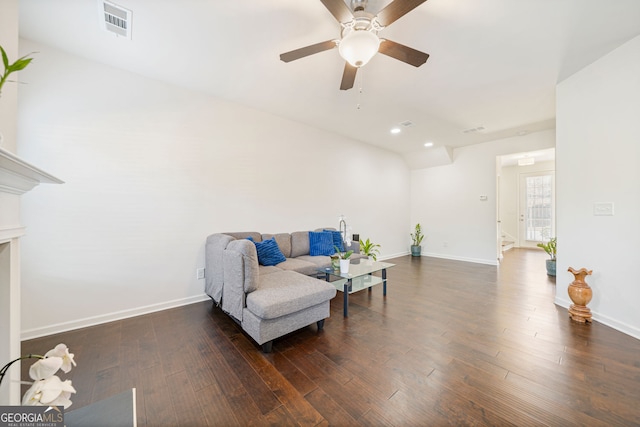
[334,246,353,260]
[359,237,381,259]
[0,46,35,95]
[1,46,8,70]
[8,56,33,72]
[411,223,425,246]
[536,237,556,259]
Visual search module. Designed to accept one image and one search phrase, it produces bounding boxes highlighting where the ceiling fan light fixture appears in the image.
[518,157,535,166]
[338,30,380,67]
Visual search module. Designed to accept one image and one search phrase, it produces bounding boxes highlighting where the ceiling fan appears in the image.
[279,0,430,90]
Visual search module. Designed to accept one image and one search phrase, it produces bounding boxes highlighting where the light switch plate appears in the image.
[594,202,614,216]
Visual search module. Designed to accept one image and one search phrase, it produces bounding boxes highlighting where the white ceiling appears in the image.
[18,0,640,159]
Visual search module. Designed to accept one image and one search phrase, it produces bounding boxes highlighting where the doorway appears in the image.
[518,171,555,248]
[497,148,556,256]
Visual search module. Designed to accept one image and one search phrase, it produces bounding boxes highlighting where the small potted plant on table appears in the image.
[359,238,381,262]
[334,246,354,274]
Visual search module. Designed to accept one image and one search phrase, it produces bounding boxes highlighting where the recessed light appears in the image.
[424,142,434,147]
[390,128,401,134]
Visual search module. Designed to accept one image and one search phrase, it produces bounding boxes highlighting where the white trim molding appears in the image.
[21,294,211,340]
[0,226,25,242]
[0,148,62,404]
[423,252,499,266]
[0,147,63,194]
[555,298,640,340]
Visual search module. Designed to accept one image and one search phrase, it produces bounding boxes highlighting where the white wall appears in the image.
[411,130,555,265]
[17,40,410,338]
[556,35,640,339]
[0,0,21,405]
[499,160,555,246]
[0,0,19,153]
[0,1,21,230]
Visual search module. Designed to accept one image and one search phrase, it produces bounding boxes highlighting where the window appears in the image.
[525,174,553,241]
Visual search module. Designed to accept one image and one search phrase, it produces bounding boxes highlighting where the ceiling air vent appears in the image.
[101,1,132,39]
[461,125,485,134]
[399,120,414,128]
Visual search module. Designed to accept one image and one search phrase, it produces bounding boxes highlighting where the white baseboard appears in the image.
[554,298,640,341]
[378,251,410,260]
[380,252,498,266]
[592,312,640,340]
[21,294,211,341]
[501,242,515,251]
[422,252,499,266]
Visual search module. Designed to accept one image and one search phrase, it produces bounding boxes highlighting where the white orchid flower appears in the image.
[29,357,63,381]
[22,375,76,409]
[1,343,78,410]
[44,344,76,374]
[44,343,76,373]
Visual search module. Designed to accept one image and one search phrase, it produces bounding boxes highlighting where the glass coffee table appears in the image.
[318,259,395,317]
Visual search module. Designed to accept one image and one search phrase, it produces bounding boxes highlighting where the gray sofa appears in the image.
[205,230,363,352]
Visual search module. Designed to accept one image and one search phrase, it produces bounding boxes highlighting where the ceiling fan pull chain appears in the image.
[356,68,363,110]
[356,68,362,110]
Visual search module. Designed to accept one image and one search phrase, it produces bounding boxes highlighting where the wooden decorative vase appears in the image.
[567,267,593,323]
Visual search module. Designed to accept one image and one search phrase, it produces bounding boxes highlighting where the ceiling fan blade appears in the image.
[279,40,337,63]
[340,62,357,90]
[376,0,428,27]
[320,0,354,23]
[379,39,429,67]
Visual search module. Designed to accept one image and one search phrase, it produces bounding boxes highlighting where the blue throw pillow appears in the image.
[309,231,335,256]
[323,229,344,252]
[252,237,286,266]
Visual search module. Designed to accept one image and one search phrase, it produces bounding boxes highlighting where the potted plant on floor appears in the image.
[334,246,353,274]
[537,237,556,276]
[359,238,380,261]
[410,223,424,257]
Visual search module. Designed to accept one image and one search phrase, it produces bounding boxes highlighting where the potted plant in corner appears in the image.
[360,238,380,262]
[410,223,424,257]
[537,237,556,276]
[334,246,354,274]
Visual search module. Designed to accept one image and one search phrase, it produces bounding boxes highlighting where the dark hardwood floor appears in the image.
[21,249,640,426]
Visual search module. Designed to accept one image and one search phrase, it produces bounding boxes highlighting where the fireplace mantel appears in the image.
[0,147,64,194]
[0,147,63,404]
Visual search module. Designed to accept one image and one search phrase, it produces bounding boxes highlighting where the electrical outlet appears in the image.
[196,268,205,280]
